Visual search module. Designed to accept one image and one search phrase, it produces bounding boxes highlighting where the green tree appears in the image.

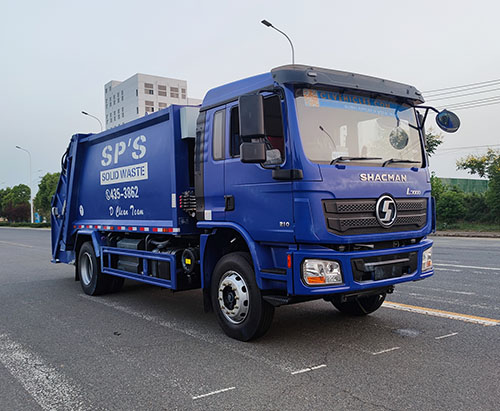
[1,184,30,208]
[425,128,444,156]
[463,192,490,222]
[0,188,8,217]
[0,184,30,222]
[430,172,447,203]
[436,189,466,224]
[457,149,500,222]
[34,172,60,221]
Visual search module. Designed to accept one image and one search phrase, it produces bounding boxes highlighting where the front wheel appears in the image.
[211,252,274,341]
[332,293,386,316]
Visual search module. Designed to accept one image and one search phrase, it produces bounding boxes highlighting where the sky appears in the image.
[1,0,499,193]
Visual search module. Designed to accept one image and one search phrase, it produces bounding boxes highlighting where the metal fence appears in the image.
[439,178,489,194]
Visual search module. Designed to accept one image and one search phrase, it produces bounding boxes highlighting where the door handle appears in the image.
[224,195,235,211]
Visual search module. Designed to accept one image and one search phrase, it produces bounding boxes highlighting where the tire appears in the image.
[78,242,114,295]
[108,276,125,293]
[332,293,386,316]
[211,252,274,341]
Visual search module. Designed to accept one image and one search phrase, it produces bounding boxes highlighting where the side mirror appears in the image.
[240,142,266,163]
[239,94,265,140]
[436,110,460,133]
[263,148,282,166]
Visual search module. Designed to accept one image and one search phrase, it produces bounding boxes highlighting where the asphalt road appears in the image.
[0,228,499,410]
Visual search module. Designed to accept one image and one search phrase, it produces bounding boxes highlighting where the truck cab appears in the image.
[195,65,458,338]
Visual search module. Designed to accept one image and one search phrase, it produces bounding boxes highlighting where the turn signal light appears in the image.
[306,276,326,284]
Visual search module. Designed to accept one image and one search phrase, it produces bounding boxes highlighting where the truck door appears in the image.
[224,95,294,243]
[203,107,226,221]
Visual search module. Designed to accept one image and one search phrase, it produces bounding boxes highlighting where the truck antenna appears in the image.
[261,19,295,65]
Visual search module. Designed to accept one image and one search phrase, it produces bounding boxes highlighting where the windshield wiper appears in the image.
[330,156,382,165]
[382,158,421,167]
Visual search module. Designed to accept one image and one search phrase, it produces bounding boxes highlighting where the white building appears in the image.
[104,73,202,129]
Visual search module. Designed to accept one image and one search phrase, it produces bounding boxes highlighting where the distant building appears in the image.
[104,73,202,129]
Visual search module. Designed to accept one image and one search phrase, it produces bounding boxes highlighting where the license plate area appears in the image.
[351,252,418,282]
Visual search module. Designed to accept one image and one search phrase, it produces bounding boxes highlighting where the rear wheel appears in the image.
[108,276,125,293]
[332,293,386,316]
[78,242,122,295]
[211,252,274,341]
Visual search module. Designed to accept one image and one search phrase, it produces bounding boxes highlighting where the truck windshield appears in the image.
[295,88,423,167]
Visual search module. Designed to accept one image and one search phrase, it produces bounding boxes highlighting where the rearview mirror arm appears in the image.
[415,105,440,130]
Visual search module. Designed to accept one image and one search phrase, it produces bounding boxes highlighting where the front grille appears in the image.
[323,198,427,235]
[351,252,418,282]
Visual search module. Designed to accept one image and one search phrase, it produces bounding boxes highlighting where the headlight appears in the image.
[302,259,343,286]
[421,247,433,272]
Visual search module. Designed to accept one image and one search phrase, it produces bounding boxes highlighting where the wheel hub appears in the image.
[223,287,237,309]
[218,270,249,324]
[80,252,93,286]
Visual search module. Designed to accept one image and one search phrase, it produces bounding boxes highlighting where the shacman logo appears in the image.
[360,173,407,182]
[375,195,397,228]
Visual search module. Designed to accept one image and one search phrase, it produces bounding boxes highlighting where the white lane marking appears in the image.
[434,263,500,271]
[435,268,462,272]
[401,292,500,312]
[79,295,293,373]
[0,333,87,411]
[291,364,327,375]
[383,302,500,326]
[446,290,475,295]
[404,284,475,296]
[0,240,33,248]
[435,332,458,340]
[192,386,236,400]
[372,347,400,355]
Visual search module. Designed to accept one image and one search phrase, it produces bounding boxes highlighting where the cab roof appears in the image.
[200,64,424,112]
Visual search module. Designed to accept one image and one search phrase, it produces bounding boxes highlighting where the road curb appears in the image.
[0,226,51,231]
[431,231,500,238]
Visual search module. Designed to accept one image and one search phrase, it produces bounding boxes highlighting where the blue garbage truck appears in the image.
[51,65,460,340]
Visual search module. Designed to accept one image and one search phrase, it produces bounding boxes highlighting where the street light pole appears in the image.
[15,145,34,223]
[81,111,103,131]
[261,19,295,65]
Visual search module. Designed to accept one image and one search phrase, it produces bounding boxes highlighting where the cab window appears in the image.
[212,109,225,161]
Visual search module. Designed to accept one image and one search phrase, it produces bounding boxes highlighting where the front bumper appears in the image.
[289,238,433,296]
